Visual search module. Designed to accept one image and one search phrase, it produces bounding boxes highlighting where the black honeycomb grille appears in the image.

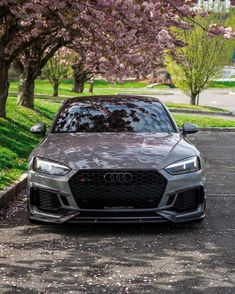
[69,170,167,209]
[34,189,61,212]
[173,188,203,212]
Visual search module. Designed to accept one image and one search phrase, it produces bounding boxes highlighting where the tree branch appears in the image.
[165,0,207,32]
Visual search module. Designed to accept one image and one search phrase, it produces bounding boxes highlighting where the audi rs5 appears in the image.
[27,95,206,224]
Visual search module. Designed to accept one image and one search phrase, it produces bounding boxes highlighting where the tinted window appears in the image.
[53,98,175,133]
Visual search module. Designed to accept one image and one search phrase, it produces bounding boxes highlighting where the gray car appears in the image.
[27,96,206,224]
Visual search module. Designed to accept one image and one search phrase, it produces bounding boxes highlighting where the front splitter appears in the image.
[28,205,205,224]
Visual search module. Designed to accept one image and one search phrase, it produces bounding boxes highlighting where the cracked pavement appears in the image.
[0,131,235,294]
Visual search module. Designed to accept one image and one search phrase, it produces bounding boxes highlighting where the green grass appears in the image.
[0,97,60,189]
[9,79,172,98]
[173,114,235,128]
[208,81,235,88]
[9,79,231,113]
[9,79,235,98]
[9,79,148,94]
[166,103,228,113]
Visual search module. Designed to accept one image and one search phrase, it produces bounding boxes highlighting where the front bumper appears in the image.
[28,204,205,224]
[27,168,206,224]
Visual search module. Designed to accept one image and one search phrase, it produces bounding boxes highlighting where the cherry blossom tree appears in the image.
[16,37,64,108]
[42,47,72,97]
[72,61,93,94]
[0,0,63,116]
[63,49,94,94]
[0,0,234,117]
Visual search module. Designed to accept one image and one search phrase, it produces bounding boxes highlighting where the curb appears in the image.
[0,174,27,208]
[169,108,234,116]
[199,127,235,132]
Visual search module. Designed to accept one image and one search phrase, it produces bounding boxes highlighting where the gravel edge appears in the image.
[199,127,235,131]
[0,174,27,208]
[169,108,234,116]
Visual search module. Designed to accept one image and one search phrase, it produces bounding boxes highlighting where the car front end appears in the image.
[27,140,206,224]
[27,96,206,224]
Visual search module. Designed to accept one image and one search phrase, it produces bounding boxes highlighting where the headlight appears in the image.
[165,156,200,175]
[33,157,71,176]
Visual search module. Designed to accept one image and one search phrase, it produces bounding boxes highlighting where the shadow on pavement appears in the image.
[0,201,234,293]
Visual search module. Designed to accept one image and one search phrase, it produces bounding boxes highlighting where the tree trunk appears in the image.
[17,70,35,109]
[73,78,84,93]
[190,93,197,105]
[0,62,10,118]
[72,78,80,92]
[89,81,94,93]
[53,80,59,97]
[79,82,84,94]
[152,71,157,79]
[72,62,89,94]
[135,70,140,80]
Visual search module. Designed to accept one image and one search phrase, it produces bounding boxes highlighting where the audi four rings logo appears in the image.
[104,172,132,183]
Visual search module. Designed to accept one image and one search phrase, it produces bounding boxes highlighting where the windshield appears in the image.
[52,98,175,133]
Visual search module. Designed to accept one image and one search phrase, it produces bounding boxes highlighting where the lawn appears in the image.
[173,114,235,128]
[0,80,235,189]
[208,81,235,88]
[10,79,173,99]
[0,97,60,190]
[166,103,228,113]
[9,79,231,114]
[9,78,235,99]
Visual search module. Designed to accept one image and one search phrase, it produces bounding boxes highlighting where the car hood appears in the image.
[31,132,198,170]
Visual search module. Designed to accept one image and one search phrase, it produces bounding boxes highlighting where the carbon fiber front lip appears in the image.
[28,204,205,224]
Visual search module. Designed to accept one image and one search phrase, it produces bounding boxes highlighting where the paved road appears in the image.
[221,67,235,79]
[155,89,235,114]
[0,132,235,294]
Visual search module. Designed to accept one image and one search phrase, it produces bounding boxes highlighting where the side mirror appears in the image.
[31,122,46,137]
[182,123,199,136]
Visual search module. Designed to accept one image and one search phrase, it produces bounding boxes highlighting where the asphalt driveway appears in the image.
[0,131,234,294]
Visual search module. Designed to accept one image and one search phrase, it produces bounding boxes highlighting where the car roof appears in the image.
[64,95,162,106]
